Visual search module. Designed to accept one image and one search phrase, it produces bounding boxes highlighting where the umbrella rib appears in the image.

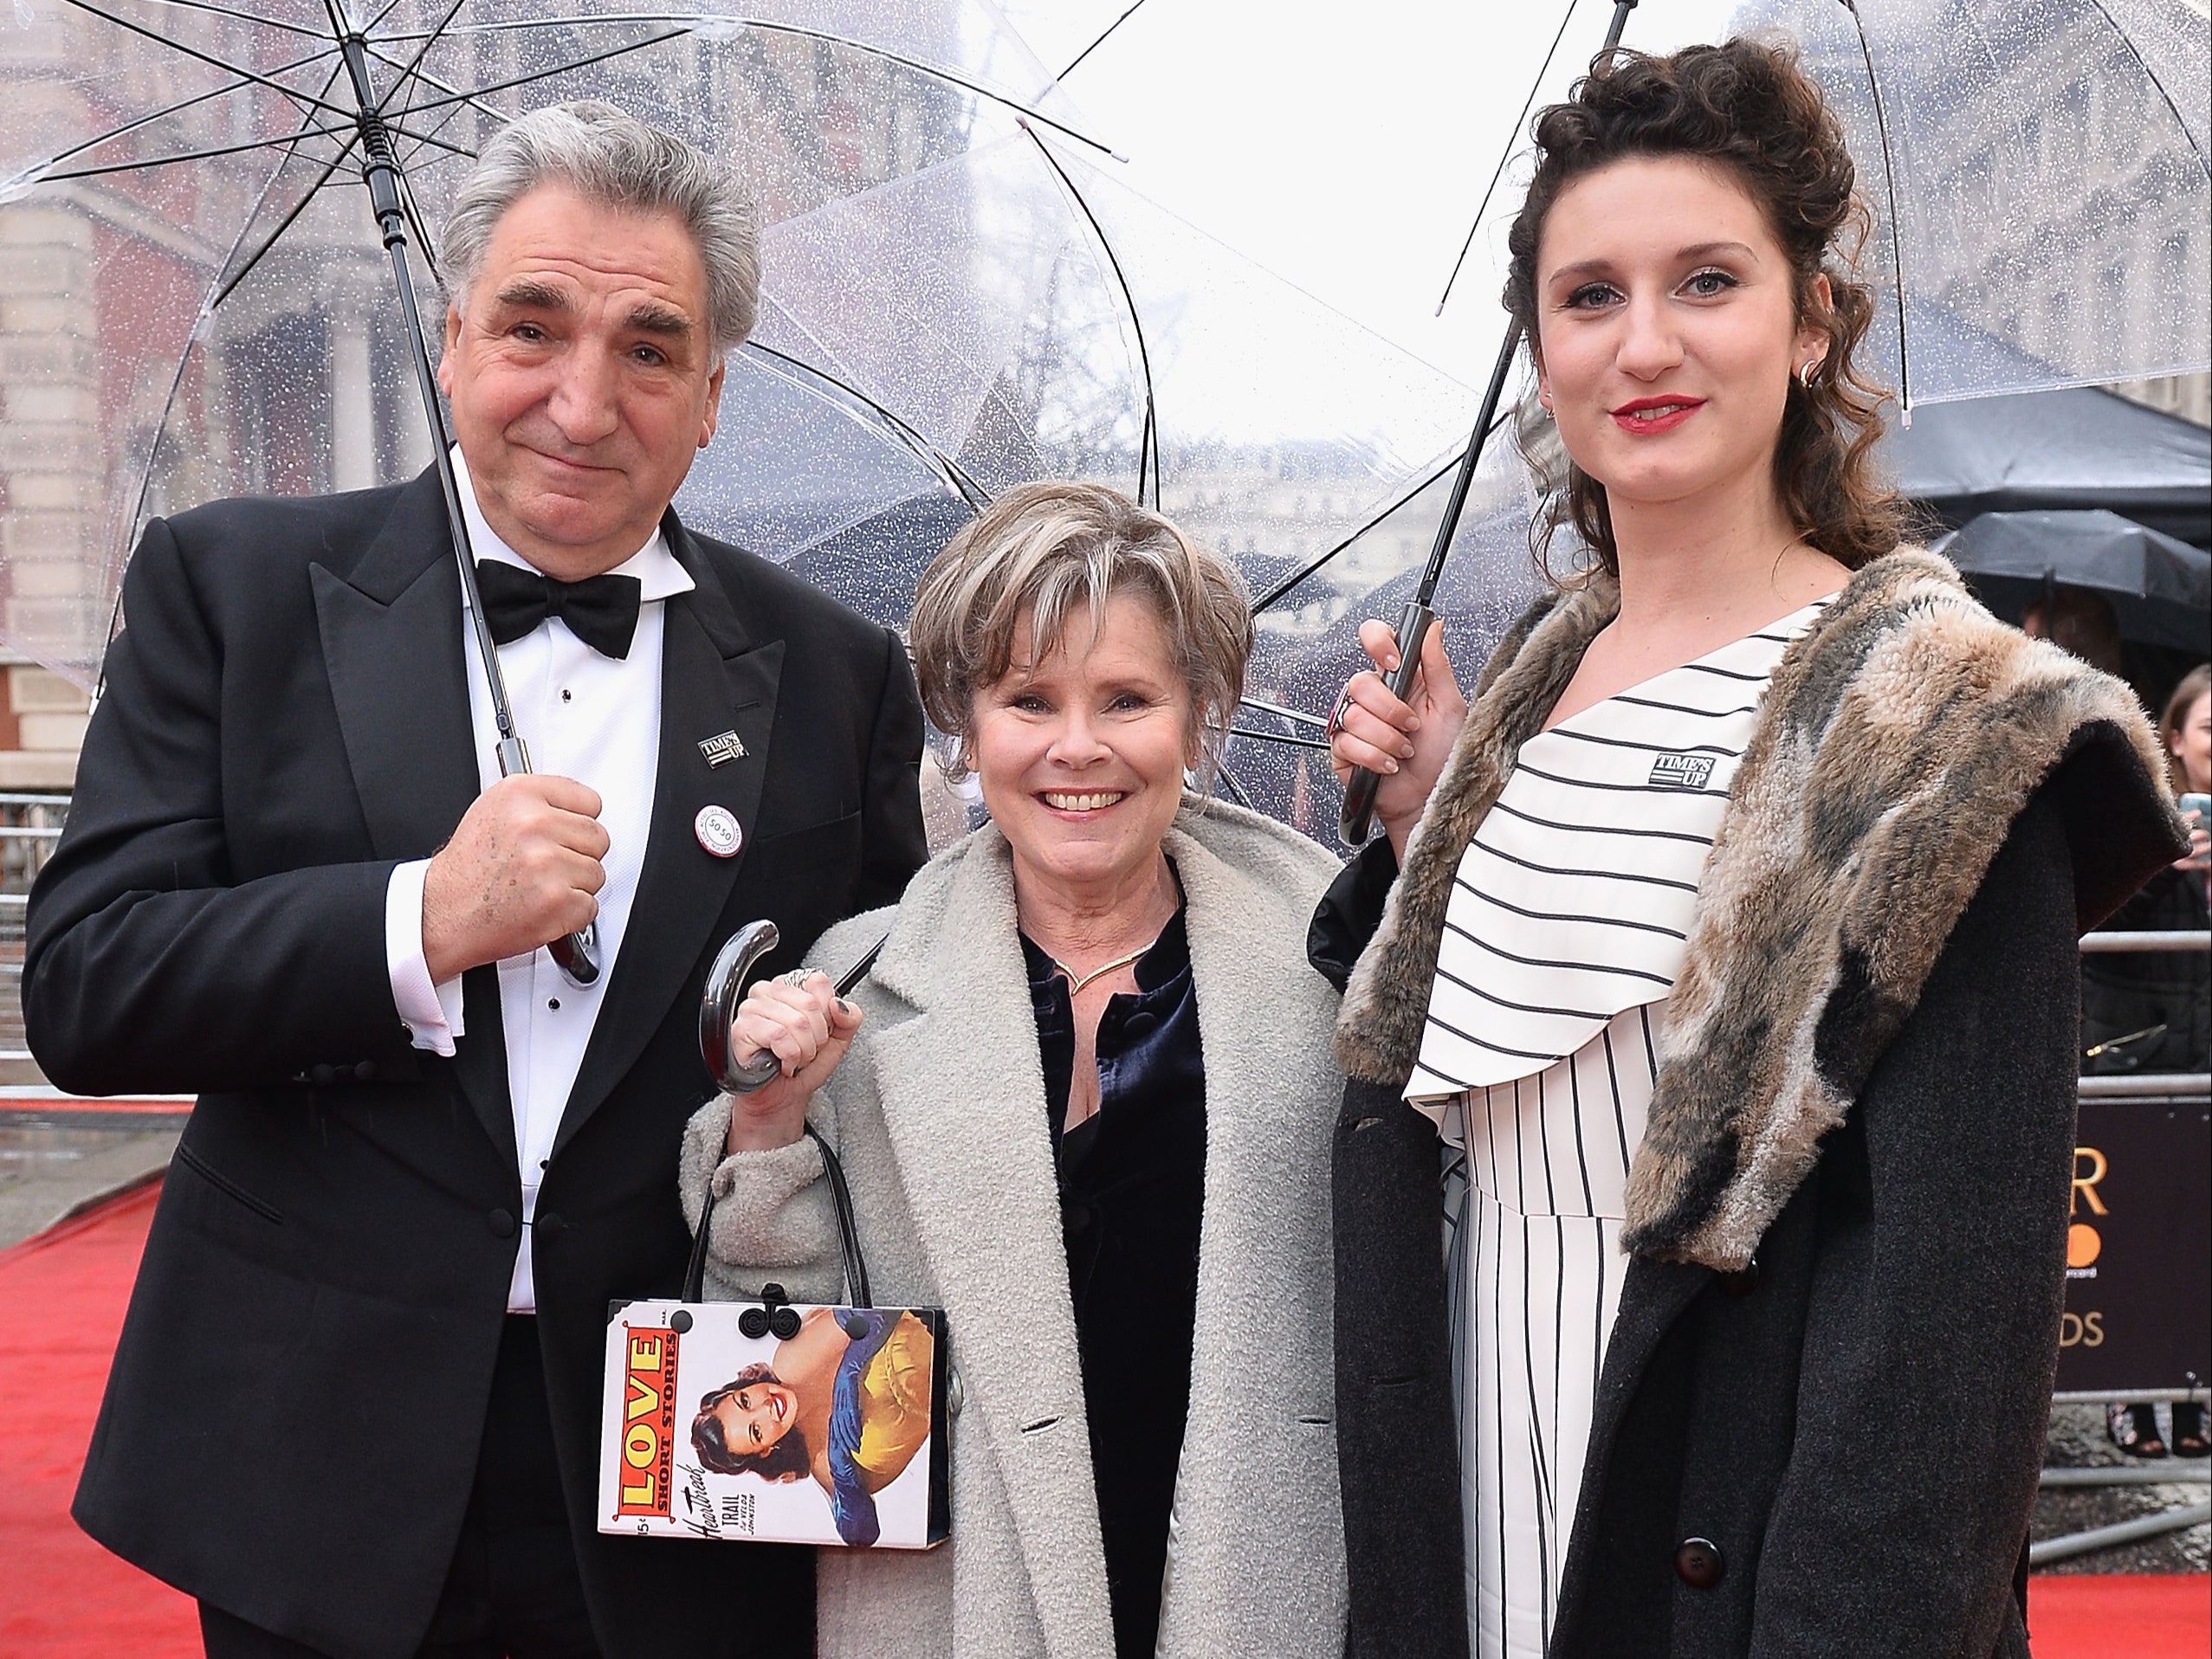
[360,0,416,36]
[1231,726,1334,752]
[42,124,358,180]
[1056,0,1148,81]
[56,0,356,125]
[2081,0,2209,176]
[385,29,692,119]
[372,14,1120,159]
[1018,121,1160,507]
[1839,0,1911,422]
[378,119,478,160]
[30,44,341,175]
[1250,435,1491,614]
[365,43,502,132]
[209,128,363,310]
[1213,762,1254,809]
[133,0,328,37]
[739,340,993,511]
[1239,694,1328,731]
[1433,0,1578,316]
[109,84,358,680]
[371,0,475,116]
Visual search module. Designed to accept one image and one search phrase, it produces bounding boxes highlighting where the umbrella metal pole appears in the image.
[1339,0,1638,845]
[337,32,602,985]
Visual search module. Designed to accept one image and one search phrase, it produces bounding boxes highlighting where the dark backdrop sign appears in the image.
[2055,1100,2210,1393]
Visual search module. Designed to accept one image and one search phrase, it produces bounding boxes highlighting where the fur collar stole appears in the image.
[1335,549,2177,1269]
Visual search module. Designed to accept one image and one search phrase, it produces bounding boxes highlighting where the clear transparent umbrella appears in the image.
[1057,0,2210,836]
[0,0,1491,842]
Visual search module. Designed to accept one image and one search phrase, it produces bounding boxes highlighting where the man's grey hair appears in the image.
[440,100,759,354]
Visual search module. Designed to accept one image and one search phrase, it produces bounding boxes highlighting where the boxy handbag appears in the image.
[598,1122,951,1549]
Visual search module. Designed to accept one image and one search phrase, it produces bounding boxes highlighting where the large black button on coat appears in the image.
[485,1209,516,1239]
[1674,1537,1725,1589]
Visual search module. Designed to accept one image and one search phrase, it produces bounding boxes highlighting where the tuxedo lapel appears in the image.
[553,517,783,1155]
[312,471,511,1156]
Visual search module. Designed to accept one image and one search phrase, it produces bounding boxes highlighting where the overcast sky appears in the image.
[999,0,1743,389]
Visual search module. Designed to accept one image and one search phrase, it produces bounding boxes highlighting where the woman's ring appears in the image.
[776,967,813,988]
[1326,685,1356,741]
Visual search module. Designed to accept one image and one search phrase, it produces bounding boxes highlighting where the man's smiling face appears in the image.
[438,182,725,579]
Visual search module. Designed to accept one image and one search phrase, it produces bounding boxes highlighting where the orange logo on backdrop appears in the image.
[617,1328,680,1517]
[2062,1146,2109,1349]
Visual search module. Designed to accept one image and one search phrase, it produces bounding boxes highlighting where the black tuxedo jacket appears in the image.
[26,469,927,1658]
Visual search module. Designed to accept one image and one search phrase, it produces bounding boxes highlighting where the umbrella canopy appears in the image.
[1936,507,2210,651]
[1884,387,2212,548]
[1062,0,2212,774]
[0,0,1486,763]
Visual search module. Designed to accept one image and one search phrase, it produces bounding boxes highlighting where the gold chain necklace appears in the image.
[1045,935,1161,995]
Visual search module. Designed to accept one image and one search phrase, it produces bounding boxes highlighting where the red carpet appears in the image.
[0,1181,198,1656]
[2031,1572,2211,1658]
[2,1180,2205,1658]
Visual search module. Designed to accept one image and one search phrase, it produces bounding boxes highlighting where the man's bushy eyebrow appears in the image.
[491,278,571,313]
[625,302,693,337]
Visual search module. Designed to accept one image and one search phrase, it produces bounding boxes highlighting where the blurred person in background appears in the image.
[2088,661,2210,1459]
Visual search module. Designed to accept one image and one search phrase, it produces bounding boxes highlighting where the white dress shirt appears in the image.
[384,450,695,1312]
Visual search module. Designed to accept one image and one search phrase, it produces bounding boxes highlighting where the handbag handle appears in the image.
[684,1121,872,1307]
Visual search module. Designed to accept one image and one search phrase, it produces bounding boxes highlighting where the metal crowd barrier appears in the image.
[0,792,68,1061]
[2037,926,2211,1565]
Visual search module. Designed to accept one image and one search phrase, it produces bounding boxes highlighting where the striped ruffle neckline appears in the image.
[1406,597,1828,1102]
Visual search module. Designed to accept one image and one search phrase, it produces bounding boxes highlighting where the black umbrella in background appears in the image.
[1936,509,2210,653]
[1889,389,2212,549]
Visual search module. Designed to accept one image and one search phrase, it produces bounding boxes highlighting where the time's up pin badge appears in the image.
[697,731,747,768]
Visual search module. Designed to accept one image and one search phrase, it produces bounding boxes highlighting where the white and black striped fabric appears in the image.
[1416,600,1827,1659]
[1407,600,1828,1103]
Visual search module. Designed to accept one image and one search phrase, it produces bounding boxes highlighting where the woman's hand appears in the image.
[2175,806,2208,875]
[723,972,863,1154]
[1329,617,1466,862]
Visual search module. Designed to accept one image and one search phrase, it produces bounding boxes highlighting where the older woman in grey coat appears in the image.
[678,481,1348,1659]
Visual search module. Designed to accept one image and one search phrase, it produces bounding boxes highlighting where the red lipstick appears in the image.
[1610,395,1705,434]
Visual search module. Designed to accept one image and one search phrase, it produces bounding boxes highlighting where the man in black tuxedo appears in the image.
[25,101,925,1659]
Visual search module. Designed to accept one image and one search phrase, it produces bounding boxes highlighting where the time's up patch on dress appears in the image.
[1649,752,1718,790]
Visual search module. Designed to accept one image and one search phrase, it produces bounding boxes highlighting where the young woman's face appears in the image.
[1532,155,1828,520]
[705,1378,797,1455]
[2174,690,2211,795]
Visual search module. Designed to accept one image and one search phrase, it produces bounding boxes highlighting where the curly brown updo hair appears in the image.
[1505,37,1905,575]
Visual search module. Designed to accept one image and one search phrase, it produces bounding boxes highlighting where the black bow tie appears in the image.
[475,560,644,660]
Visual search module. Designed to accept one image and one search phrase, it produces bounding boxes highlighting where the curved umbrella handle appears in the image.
[700,920,785,1094]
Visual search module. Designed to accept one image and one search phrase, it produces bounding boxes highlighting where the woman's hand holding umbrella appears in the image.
[1329,619,1466,864]
[724,976,863,1153]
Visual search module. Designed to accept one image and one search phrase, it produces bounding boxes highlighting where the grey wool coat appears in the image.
[680,797,1349,1659]
[1311,552,2189,1659]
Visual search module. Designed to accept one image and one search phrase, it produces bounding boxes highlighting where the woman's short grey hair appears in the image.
[909,481,1254,783]
[440,100,759,354]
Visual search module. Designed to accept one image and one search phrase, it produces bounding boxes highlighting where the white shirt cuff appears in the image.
[385,859,466,1055]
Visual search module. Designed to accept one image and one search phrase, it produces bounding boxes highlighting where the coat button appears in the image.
[536,1212,566,1239]
[353,1061,377,1083]
[487,1209,517,1238]
[1719,1256,1760,1297]
[1064,1202,1095,1234]
[309,1062,337,1087]
[1674,1537,1726,1589]
[1122,1011,1159,1037]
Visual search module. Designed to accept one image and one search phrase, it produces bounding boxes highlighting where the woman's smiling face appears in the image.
[1532,154,1828,520]
[705,1378,796,1453]
[968,591,1196,902]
